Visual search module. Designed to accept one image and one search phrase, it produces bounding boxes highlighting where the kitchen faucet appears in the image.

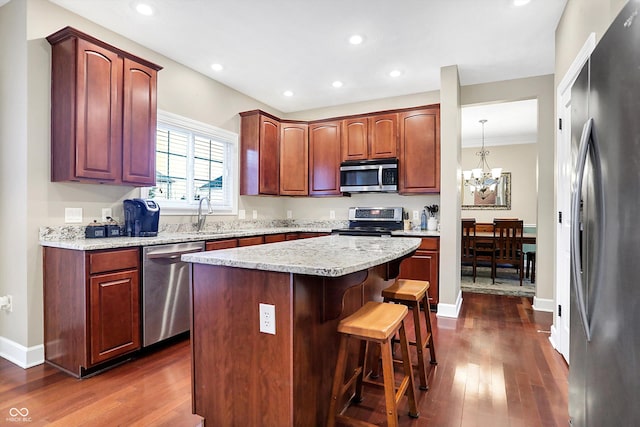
[196,197,213,231]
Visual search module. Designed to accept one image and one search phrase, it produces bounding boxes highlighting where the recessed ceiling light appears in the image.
[135,2,154,16]
[513,0,530,5]
[283,90,294,97]
[211,63,223,72]
[389,70,402,78]
[332,81,343,88]
[349,34,363,45]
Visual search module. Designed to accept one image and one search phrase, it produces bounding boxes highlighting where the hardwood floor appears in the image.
[0,293,568,426]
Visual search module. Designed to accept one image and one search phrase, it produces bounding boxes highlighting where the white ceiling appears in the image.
[35,0,561,146]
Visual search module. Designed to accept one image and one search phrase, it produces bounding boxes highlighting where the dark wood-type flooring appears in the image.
[0,293,568,426]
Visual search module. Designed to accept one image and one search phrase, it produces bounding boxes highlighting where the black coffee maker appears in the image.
[123,198,160,237]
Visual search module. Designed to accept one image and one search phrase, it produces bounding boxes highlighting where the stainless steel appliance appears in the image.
[339,158,398,193]
[332,207,403,236]
[570,2,640,424]
[142,241,204,347]
[123,198,160,237]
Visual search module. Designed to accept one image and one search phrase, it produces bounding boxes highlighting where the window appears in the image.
[142,110,238,215]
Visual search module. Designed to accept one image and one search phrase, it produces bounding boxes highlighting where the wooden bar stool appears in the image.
[327,301,419,427]
[382,279,437,391]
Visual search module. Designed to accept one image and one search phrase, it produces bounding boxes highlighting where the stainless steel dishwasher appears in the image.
[142,241,204,347]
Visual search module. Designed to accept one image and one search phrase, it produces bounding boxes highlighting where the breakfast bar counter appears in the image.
[182,235,421,426]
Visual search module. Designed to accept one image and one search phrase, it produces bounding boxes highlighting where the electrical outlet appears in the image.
[253,210,258,219]
[101,208,112,222]
[287,210,293,219]
[413,210,419,221]
[329,210,335,219]
[0,295,12,312]
[259,303,276,334]
[238,209,246,219]
[65,208,83,223]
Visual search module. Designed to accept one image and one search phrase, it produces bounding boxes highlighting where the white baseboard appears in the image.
[436,290,463,318]
[0,336,44,369]
[549,324,559,349]
[533,296,554,312]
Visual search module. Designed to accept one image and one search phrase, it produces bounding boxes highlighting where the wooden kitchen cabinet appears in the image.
[43,247,141,377]
[238,236,265,246]
[341,113,398,161]
[47,27,161,186]
[399,106,440,194]
[398,237,439,307]
[280,122,308,196]
[309,121,342,196]
[264,234,287,243]
[205,239,238,251]
[240,110,280,195]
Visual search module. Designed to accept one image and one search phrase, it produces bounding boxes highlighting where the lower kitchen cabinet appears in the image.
[43,247,141,377]
[205,239,238,251]
[398,237,439,307]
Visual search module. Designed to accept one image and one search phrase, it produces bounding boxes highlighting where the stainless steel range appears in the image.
[332,207,404,236]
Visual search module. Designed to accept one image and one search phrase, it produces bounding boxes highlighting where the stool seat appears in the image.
[338,301,408,340]
[382,279,429,302]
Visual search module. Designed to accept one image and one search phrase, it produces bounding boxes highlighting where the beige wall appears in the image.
[461,143,538,224]
[0,0,30,350]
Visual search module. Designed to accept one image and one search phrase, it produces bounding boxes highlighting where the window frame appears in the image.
[141,110,238,216]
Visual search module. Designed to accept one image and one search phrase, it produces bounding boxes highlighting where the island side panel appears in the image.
[191,264,294,426]
[292,264,393,426]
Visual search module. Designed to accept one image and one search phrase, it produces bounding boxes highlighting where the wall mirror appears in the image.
[462,172,511,210]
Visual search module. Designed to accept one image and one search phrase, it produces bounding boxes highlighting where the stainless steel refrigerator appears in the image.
[570,1,640,425]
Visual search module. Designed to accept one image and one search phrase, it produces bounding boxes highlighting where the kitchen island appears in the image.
[182,235,421,426]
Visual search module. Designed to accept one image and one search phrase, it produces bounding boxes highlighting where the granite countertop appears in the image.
[182,235,422,277]
[38,227,332,251]
[391,229,440,237]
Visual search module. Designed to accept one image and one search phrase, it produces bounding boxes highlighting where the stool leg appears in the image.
[327,335,349,427]
[353,340,367,403]
[380,339,399,427]
[411,301,428,391]
[422,293,437,366]
[525,253,530,278]
[531,255,536,283]
[398,321,420,419]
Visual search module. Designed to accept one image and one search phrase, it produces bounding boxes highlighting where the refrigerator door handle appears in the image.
[571,117,599,342]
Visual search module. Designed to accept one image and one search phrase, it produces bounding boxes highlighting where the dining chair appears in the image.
[461,219,477,281]
[493,219,524,285]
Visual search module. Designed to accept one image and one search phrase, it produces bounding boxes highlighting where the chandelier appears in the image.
[463,119,502,200]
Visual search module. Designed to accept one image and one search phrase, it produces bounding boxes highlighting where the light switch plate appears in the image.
[252,210,258,219]
[287,210,293,219]
[259,303,276,335]
[329,210,335,219]
[65,208,83,223]
[413,210,419,221]
[238,209,246,220]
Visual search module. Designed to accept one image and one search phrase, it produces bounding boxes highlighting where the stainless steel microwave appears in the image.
[339,158,398,193]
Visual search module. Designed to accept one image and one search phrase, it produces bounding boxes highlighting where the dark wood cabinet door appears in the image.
[74,39,123,182]
[238,236,265,247]
[368,113,398,159]
[265,234,287,243]
[259,116,280,195]
[122,58,157,186]
[280,123,308,196]
[399,107,440,193]
[341,118,368,161]
[398,238,439,306]
[89,269,140,365]
[205,239,238,251]
[309,121,342,196]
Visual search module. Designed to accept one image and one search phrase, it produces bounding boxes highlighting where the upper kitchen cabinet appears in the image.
[47,27,162,186]
[398,106,440,194]
[309,121,342,196]
[240,110,280,195]
[341,113,398,161]
[279,122,308,196]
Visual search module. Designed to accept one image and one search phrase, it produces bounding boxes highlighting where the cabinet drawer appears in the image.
[89,248,139,274]
[206,239,238,251]
[418,237,439,251]
[264,234,287,243]
[238,236,264,246]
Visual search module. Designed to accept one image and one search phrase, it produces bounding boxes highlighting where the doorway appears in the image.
[460,100,538,296]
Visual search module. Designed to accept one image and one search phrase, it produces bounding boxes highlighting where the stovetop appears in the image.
[332,207,404,236]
